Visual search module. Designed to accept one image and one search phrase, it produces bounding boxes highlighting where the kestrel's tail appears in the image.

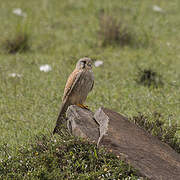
[53,102,69,134]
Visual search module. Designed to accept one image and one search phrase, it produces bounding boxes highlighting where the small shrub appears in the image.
[0,132,139,179]
[98,12,133,47]
[136,68,163,88]
[132,112,180,153]
[3,32,30,54]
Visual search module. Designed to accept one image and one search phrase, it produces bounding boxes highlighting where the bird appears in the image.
[53,57,94,134]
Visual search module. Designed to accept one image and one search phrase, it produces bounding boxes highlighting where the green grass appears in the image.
[0,0,180,179]
[0,132,139,179]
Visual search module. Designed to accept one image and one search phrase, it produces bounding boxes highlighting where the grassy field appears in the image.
[0,0,180,179]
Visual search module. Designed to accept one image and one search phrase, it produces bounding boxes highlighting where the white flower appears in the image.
[9,73,22,78]
[8,156,12,159]
[39,64,52,72]
[94,60,103,67]
[13,8,27,17]
[166,42,170,46]
[153,5,163,12]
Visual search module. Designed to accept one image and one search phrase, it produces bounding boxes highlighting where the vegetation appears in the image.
[98,12,133,47]
[135,68,164,88]
[3,29,30,54]
[0,132,139,179]
[132,112,180,153]
[0,0,179,179]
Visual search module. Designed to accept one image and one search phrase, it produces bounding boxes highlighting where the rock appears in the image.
[66,105,99,143]
[66,105,180,180]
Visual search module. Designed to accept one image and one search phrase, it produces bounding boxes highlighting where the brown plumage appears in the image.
[53,57,94,134]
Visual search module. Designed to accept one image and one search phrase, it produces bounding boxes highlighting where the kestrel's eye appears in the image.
[80,61,86,65]
[80,61,86,68]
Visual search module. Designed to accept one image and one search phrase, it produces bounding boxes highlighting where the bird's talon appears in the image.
[77,104,89,110]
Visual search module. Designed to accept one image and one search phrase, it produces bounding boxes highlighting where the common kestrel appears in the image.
[53,57,94,134]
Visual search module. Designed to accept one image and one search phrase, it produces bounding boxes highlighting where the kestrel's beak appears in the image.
[88,63,92,67]
[87,63,93,69]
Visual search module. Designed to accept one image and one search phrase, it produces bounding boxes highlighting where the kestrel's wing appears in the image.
[53,70,84,134]
[90,80,94,92]
[62,69,83,102]
[53,100,67,134]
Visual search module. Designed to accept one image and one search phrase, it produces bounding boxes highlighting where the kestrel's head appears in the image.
[76,57,93,70]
